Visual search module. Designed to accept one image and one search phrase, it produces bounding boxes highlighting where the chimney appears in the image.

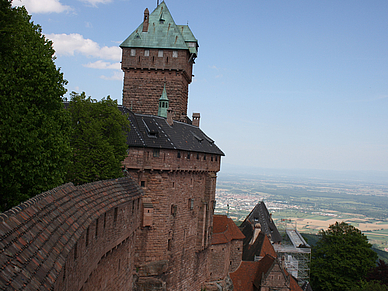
[167,107,173,126]
[281,256,286,269]
[249,223,261,245]
[142,8,149,32]
[192,113,200,127]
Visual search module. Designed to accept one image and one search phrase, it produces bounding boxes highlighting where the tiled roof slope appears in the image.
[120,2,198,56]
[240,201,282,244]
[242,231,277,261]
[230,255,275,291]
[119,106,224,156]
[0,177,142,290]
[212,215,245,245]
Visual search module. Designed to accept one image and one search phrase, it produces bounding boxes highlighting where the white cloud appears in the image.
[12,0,72,13]
[100,71,123,81]
[79,0,113,7]
[84,60,120,70]
[46,33,121,61]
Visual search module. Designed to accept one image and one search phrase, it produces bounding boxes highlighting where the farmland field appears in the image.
[215,171,388,251]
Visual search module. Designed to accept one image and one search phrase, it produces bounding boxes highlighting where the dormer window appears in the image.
[142,118,159,138]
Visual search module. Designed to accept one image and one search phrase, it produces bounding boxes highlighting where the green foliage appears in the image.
[66,92,130,185]
[0,0,71,211]
[310,222,378,291]
[366,259,388,285]
[350,280,388,291]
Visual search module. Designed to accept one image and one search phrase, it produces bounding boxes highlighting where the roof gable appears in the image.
[240,201,282,244]
[120,2,197,54]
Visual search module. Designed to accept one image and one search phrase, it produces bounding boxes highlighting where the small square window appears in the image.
[130,49,136,56]
[158,50,163,57]
[172,50,178,58]
[144,49,149,56]
[140,181,145,187]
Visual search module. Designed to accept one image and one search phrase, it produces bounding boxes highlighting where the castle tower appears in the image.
[120,1,198,121]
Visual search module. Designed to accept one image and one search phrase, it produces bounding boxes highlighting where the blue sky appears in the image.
[12,0,388,173]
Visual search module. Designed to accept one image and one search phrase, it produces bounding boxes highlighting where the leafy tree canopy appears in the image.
[351,280,388,291]
[65,92,130,185]
[366,259,388,285]
[0,0,71,211]
[310,222,378,291]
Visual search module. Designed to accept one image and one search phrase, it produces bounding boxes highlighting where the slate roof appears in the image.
[0,178,142,290]
[242,231,277,261]
[240,201,282,244]
[120,2,198,56]
[212,215,245,245]
[119,106,224,156]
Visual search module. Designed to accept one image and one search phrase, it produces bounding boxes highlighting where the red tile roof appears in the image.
[259,232,277,258]
[230,261,261,291]
[230,255,276,291]
[212,215,245,245]
[284,269,304,291]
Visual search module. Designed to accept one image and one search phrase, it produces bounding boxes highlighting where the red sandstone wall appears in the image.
[229,240,243,273]
[260,262,290,291]
[124,148,219,290]
[209,243,231,281]
[55,199,141,291]
[122,48,193,120]
[123,148,221,173]
[0,178,142,291]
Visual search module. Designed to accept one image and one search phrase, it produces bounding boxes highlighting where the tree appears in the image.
[351,280,388,291]
[65,92,130,185]
[0,0,71,211]
[366,259,388,285]
[310,222,378,291]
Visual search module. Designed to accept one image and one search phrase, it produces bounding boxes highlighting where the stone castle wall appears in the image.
[0,178,142,291]
[122,48,193,120]
[123,148,221,290]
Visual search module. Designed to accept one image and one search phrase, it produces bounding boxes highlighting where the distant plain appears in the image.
[215,168,388,251]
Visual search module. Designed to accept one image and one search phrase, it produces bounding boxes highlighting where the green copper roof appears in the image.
[158,84,169,118]
[120,1,198,55]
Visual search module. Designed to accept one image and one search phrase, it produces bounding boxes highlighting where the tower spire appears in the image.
[158,83,169,118]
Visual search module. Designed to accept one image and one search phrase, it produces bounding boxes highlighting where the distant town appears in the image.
[215,172,388,252]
